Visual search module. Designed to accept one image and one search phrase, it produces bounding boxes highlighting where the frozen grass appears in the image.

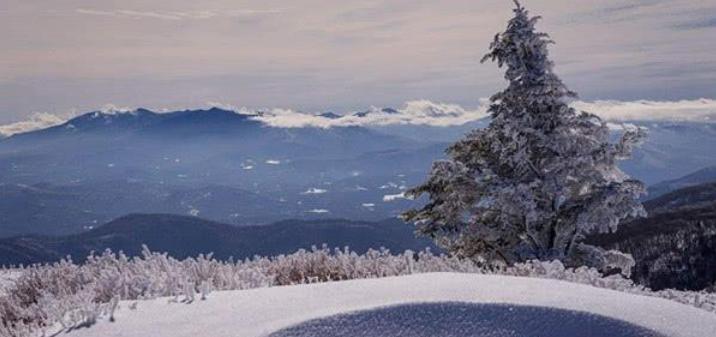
[0,270,22,296]
[0,246,714,336]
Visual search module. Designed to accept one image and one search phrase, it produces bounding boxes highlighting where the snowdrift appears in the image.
[66,273,716,337]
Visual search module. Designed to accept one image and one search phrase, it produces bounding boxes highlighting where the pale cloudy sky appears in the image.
[1,0,715,123]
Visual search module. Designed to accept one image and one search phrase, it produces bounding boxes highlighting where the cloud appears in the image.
[249,98,716,127]
[2,0,715,120]
[2,98,715,138]
[673,16,716,30]
[75,8,281,21]
[76,9,181,20]
[0,112,66,138]
[571,98,716,123]
[570,0,669,23]
[252,100,490,128]
[0,103,134,137]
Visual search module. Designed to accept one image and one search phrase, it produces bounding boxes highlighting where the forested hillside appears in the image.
[590,183,716,290]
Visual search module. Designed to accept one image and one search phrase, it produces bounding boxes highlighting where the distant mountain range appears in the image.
[647,166,716,199]
[4,181,715,292]
[0,181,286,237]
[1,107,716,236]
[0,108,429,235]
[0,215,436,266]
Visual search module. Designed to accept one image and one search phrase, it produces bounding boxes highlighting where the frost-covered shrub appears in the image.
[1,246,714,337]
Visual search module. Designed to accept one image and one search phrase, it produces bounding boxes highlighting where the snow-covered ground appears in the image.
[269,302,662,337]
[66,273,716,337]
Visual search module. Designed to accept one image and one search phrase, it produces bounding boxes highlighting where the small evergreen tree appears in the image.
[403,1,647,273]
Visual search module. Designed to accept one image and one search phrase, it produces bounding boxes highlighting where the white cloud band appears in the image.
[75,8,282,21]
[2,98,714,138]
[571,99,716,123]
[0,113,66,138]
[251,100,490,128]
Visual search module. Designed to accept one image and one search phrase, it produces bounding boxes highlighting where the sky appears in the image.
[1,0,715,124]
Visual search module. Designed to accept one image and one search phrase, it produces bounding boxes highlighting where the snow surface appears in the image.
[269,302,663,337]
[301,188,328,195]
[65,273,716,337]
[383,192,407,202]
[305,209,330,214]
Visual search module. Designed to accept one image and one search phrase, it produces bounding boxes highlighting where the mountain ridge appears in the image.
[647,166,716,200]
[0,214,436,266]
[1,108,716,237]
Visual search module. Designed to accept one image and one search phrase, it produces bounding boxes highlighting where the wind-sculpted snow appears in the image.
[65,273,715,337]
[269,302,663,337]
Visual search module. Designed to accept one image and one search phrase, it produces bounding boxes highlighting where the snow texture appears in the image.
[383,192,407,202]
[64,273,715,337]
[269,302,663,337]
[306,209,330,214]
[301,188,328,195]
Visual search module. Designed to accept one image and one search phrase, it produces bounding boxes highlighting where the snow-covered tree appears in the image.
[403,1,647,273]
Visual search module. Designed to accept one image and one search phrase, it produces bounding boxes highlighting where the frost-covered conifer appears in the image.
[403,1,647,273]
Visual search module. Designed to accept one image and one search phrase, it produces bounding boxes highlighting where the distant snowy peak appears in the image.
[98,104,136,115]
[9,106,260,137]
[2,98,715,137]
[58,108,162,132]
[353,107,399,117]
[318,112,342,119]
[74,107,155,121]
